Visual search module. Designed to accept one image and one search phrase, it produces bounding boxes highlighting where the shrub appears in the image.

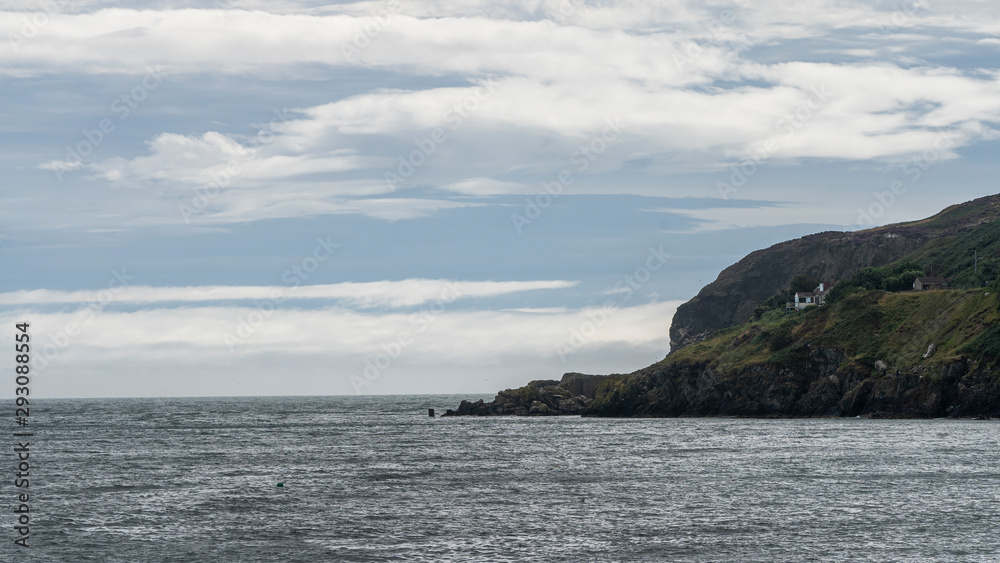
[753,291,790,320]
[768,324,794,351]
[789,274,820,294]
[759,309,786,323]
[825,262,926,304]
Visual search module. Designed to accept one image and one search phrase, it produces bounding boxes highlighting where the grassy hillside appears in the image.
[585,285,999,418]
[669,194,1000,351]
[888,193,1000,235]
[846,195,1000,290]
[900,215,1000,287]
[666,286,1000,375]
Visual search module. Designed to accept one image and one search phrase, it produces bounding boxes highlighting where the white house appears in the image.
[791,281,832,312]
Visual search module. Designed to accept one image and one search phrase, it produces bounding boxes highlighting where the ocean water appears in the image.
[4,395,1000,562]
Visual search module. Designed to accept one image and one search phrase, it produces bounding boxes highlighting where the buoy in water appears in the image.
[277,483,284,487]
[428,408,435,417]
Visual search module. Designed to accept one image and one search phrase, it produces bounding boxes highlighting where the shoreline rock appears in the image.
[445,353,1000,419]
[442,373,609,416]
[586,353,1000,419]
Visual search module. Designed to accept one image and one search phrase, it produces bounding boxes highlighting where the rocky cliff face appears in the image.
[446,352,1000,419]
[669,194,1000,351]
[587,352,1000,419]
[443,373,610,416]
[588,283,1000,418]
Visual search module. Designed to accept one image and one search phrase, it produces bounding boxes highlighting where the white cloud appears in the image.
[0,279,579,308]
[439,177,532,195]
[2,299,681,397]
[83,66,1000,204]
[11,1,998,227]
[180,195,484,224]
[81,131,373,187]
[3,2,1000,77]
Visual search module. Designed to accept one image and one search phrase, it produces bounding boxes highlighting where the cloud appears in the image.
[81,131,375,187]
[12,1,998,228]
[4,2,1000,77]
[0,7,724,79]
[180,196,485,224]
[0,279,580,308]
[2,299,681,397]
[5,0,999,400]
[83,67,999,204]
[648,203,852,232]
[438,177,532,196]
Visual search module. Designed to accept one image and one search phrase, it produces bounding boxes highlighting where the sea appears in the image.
[3,395,999,562]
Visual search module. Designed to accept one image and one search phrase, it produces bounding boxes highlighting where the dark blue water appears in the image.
[3,396,999,561]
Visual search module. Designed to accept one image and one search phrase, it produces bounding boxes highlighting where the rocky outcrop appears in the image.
[669,194,1000,351]
[446,350,1000,419]
[587,352,1000,419]
[443,373,609,416]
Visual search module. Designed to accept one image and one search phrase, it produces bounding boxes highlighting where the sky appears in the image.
[0,0,998,398]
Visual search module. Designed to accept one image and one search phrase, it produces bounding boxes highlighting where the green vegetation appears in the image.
[731,206,1000,369]
[752,274,821,320]
[824,262,926,304]
[752,227,1000,317]
[962,324,1000,362]
[664,287,1000,376]
[789,274,820,294]
[901,214,1000,288]
[769,196,1000,314]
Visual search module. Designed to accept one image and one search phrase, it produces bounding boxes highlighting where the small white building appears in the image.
[791,282,832,312]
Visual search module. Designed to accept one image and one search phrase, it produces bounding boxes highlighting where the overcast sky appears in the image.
[1,0,998,398]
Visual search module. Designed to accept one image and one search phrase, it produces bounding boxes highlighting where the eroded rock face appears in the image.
[445,351,1000,419]
[443,373,609,416]
[587,353,1000,419]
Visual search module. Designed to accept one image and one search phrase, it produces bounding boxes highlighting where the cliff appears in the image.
[449,287,1000,418]
[669,194,1000,350]
[590,288,1000,418]
[446,195,1000,419]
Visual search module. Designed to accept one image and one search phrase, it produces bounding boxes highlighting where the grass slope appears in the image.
[901,216,1000,287]
[663,287,1000,376]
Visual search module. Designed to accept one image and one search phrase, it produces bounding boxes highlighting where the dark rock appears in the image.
[443,373,610,416]
[585,352,1000,419]
[558,373,609,398]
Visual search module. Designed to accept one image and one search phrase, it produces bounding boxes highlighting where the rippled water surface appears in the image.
[5,395,1000,562]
